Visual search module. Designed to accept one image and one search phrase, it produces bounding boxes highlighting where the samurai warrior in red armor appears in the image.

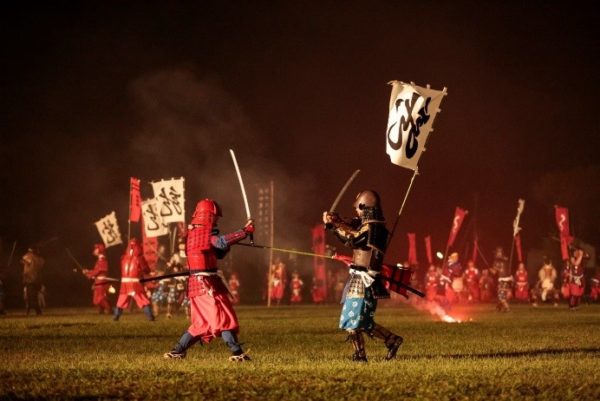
[514,262,529,302]
[83,243,112,314]
[113,238,154,321]
[424,265,439,302]
[290,271,304,303]
[566,247,587,310]
[323,190,403,362]
[164,199,254,361]
[463,260,480,303]
[269,259,286,305]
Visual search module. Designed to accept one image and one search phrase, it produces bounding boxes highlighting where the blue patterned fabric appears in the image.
[151,282,168,305]
[339,286,377,331]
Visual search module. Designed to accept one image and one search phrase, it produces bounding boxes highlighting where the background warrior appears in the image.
[323,190,403,362]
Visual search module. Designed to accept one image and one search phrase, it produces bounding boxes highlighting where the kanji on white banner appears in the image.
[95,211,123,248]
[151,177,185,224]
[386,81,447,171]
[142,199,169,238]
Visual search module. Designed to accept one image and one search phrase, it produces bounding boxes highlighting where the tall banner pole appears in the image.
[127,179,132,242]
[267,180,274,307]
[388,169,418,242]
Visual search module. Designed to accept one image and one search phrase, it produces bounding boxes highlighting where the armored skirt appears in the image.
[186,274,239,342]
[339,272,379,332]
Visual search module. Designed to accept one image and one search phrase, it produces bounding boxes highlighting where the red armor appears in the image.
[116,238,151,309]
[515,268,529,301]
[85,253,111,313]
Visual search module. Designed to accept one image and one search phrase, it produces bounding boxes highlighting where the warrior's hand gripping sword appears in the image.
[324,169,360,230]
[229,149,254,245]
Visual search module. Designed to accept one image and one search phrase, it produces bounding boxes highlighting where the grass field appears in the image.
[1,303,600,400]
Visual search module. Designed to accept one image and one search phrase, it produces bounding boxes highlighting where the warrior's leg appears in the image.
[142,304,155,321]
[100,298,111,314]
[164,330,201,359]
[369,324,404,360]
[113,307,123,321]
[222,330,250,361]
[347,330,367,362]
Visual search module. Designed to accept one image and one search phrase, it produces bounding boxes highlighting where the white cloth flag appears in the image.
[142,199,169,238]
[95,211,123,248]
[386,81,447,170]
[151,177,185,224]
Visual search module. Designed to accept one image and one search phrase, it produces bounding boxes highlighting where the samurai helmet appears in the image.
[93,243,106,255]
[191,199,222,226]
[353,190,383,220]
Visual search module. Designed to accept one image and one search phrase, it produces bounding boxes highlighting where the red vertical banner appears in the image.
[129,177,142,223]
[554,205,572,260]
[515,233,523,263]
[446,207,468,250]
[311,225,327,303]
[407,233,417,265]
[141,212,158,271]
[424,235,433,265]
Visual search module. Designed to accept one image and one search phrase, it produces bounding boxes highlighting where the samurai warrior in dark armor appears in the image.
[494,247,513,312]
[323,190,403,362]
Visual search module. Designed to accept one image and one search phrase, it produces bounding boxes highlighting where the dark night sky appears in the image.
[1,1,599,281]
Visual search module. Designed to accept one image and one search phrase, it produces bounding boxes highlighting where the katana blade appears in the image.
[329,169,360,213]
[229,149,252,220]
[66,248,83,271]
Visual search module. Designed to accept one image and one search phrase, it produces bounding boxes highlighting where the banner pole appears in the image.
[388,169,418,243]
[127,178,132,242]
[267,180,274,307]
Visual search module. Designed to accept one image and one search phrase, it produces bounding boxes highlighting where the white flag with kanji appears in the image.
[151,177,185,224]
[386,81,447,171]
[95,211,123,248]
[142,199,169,238]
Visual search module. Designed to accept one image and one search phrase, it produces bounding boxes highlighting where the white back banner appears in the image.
[386,81,447,171]
[142,199,169,238]
[151,177,185,224]
[95,211,123,248]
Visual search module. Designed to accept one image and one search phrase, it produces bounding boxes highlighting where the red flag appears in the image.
[424,235,433,265]
[407,233,417,265]
[129,177,142,223]
[554,206,570,238]
[311,224,327,303]
[515,233,523,263]
[554,205,573,260]
[446,207,468,250]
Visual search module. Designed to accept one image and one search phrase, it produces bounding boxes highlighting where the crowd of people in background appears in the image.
[416,245,592,312]
[0,240,598,316]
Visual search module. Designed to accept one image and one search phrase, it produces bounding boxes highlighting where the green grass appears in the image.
[1,303,600,400]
